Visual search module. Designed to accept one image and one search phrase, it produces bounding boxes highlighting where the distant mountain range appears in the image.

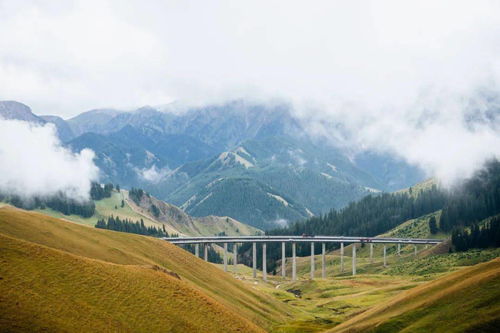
[0,100,424,229]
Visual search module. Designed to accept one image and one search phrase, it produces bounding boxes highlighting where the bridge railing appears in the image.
[162,235,444,281]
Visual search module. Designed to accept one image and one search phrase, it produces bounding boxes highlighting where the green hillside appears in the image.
[0,206,292,330]
[33,189,259,237]
[328,257,500,333]
[0,233,262,333]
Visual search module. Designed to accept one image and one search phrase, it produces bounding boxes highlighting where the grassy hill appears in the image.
[0,206,291,331]
[34,189,259,237]
[328,257,500,333]
[0,233,262,333]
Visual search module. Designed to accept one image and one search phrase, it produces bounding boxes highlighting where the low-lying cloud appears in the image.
[0,119,99,201]
[1,1,500,185]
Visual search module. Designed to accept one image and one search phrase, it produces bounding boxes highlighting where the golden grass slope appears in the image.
[0,206,292,330]
[328,257,500,333]
[0,233,262,333]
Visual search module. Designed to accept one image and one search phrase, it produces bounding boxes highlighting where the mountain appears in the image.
[66,108,123,136]
[3,99,425,229]
[0,100,45,124]
[39,115,75,142]
[160,135,382,229]
[0,101,74,141]
[0,206,290,331]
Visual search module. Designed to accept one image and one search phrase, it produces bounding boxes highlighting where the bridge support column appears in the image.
[204,244,208,262]
[414,245,417,256]
[352,244,357,276]
[322,243,326,279]
[252,242,257,279]
[281,242,286,278]
[234,243,238,270]
[340,242,344,272]
[370,243,373,263]
[292,242,297,281]
[310,242,315,279]
[195,243,199,258]
[223,243,228,272]
[397,243,401,256]
[383,245,387,267]
[263,243,267,281]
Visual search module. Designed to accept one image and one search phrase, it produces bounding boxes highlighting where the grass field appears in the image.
[2,205,499,332]
[328,257,500,332]
[0,233,262,333]
[0,206,292,331]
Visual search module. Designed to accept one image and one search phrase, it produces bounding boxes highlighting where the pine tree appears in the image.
[429,216,438,234]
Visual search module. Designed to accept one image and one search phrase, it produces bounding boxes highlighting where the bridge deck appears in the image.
[162,235,443,245]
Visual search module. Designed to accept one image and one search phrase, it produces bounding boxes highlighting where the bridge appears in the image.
[162,235,444,281]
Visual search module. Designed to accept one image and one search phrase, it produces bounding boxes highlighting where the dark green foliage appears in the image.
[95,216,168,237]
[129,188,145,204]
[429,216,438,234]
[2,193,95,218]
[150,204,160,218]
[121,200,125,208]
[240,185,446,272]
[90,182,113,201]
[452,216,500,251]
[182,244,223,264]
[440,159,500,232]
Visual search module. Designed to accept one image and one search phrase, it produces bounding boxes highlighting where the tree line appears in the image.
[452,216,500,251]
[95,215,172,237]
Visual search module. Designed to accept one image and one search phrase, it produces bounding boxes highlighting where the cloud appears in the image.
[1,0,500,184]
[0,119,99,200]
[136,165,171,184]
[273,218,289,228]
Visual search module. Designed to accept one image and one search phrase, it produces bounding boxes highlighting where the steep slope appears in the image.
[328,257,500,333]
[0,100,45,124]
[0,207,291,329]
[162,135,381,229]
[0,233,262,333]
[33,189,259,236]
[39,114,75,141]
[126,190,260,236]
[66,108,122,136]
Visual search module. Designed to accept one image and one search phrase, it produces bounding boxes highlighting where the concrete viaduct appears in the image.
[163,235,443,281]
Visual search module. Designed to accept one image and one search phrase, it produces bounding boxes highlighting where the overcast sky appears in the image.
[1,0,500,186]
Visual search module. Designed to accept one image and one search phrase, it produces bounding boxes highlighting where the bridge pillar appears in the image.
[369,243,373,263]
[234,243,238,270]
[397,243,401,256]
[223,243,228,272]
[414,244,417,256]
[292,242,297,281]
[352,244,357,276]
[195,243,199,258]
[340,242,344,272]
[252,242,257,279]
[310,242,315,279]
[263,243,267,281]
[204,243,208,262]
[322,242,326,279]
[281,242,286,278]
[383,245,387,267]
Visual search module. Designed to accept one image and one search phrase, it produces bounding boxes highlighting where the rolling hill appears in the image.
[0,206,292,331]
[328,257,500,333]
[33,189,259,237]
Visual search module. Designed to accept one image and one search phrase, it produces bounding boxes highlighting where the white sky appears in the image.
[1,0,500,185]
